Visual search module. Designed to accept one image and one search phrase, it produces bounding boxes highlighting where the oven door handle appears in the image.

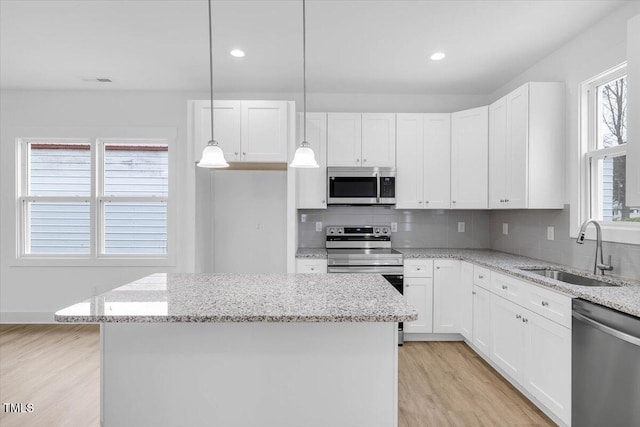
[328,266,403,274]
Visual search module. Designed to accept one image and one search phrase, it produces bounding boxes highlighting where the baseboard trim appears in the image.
[0,311,55,323]
[404,333,464,341]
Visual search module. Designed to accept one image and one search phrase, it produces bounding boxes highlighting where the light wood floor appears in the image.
[0,325,554,427]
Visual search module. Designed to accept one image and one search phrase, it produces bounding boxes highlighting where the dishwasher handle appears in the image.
[573,311,640,347]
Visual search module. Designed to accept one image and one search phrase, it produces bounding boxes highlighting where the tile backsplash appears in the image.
[298,206,491,249]
[298,205,640,280]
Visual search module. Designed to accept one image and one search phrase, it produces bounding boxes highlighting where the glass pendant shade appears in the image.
[290,141,319,168]
[197,141,229,168]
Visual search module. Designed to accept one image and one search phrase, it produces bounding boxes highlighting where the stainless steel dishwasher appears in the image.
[572,299,640,427]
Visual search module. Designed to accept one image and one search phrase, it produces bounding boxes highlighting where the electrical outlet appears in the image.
[547,226,555,241]
[457,222,465,233]
[315,222,323,232]
[300,214,307,223]
[502,223,509,235]
[391,222,398,232]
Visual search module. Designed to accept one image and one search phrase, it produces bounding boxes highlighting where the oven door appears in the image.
[327,170,378,205]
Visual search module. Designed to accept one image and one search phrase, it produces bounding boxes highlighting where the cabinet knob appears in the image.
[541,301,549,307]
[478,275,484,279]
[243,152,246,156]
[234,152,238,156]
[356,158,360,162]
[363,158,367,163]
[310,267,315,271]
[505,199,509,202]
[472,291,477,295]
[436,266,440,270]
[416,267,421,271]
[502,285,508,290]
[418,201,422,204]
[405,284,410,288]
[321,200,326,204]
[500,199,504,203]
[452,200,457,204]
[425,201,429,204]
[516,314,522,319]
[523,318,529,323]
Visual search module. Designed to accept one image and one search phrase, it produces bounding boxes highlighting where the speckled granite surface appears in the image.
[296,247,640,317]
[295,248,328,259]
[55,273,417,323]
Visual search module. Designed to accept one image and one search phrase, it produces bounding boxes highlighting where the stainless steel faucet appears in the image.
[576,219,613,275]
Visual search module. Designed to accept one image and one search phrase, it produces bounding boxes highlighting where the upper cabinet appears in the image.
[327,113,396,167]
[627,15,640,207]
[296,113,328,209]
[191,100,290,164]
[396,114,451,209]
[451,106,489,209]
[489,82,565,209]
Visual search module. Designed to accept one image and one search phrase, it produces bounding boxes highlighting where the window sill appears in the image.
[10,257,176,268]
[571,222,640,245]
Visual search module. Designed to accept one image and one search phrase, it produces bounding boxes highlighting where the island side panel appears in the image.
[102,322,398,427]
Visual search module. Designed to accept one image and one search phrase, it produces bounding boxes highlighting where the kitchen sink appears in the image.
[520,268,619,287]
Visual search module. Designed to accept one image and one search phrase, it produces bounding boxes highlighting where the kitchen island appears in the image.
[55,273,416,427]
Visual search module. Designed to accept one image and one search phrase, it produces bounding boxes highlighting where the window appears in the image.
[19,138,170,258]
[583,65,639,227]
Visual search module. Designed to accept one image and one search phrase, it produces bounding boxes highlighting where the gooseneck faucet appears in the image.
[576,219,613,275]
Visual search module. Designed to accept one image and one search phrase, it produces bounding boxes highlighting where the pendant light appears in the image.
[290,0,319,168]
[197,0,229,168]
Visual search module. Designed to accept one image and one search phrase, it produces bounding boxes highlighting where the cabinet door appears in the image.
[327,113,362,166]
[472,285,492,356]
[490,294,525,382]
[627,15,640,207]
[193,100,242,162]
[404,277,433,334]
[423,114,451,209]
[361,113,396,167]
[296,113,327,209]
[395,114,424,209]
[505,84,529,209]
[241,101,288,162]
[459,262,473,341]
[523,311,571,426]
[489,97,507,209]
[451,106,489,209]
[433,260,461,333]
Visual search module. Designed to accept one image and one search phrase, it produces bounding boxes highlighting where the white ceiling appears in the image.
[0,0,625,94]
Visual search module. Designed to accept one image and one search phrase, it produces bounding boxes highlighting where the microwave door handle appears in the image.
[375,172,380,203]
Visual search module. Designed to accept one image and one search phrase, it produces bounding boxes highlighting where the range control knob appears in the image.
[375,228,381,234]
[328,227,336,234]
[382,227,389,234]
[337,228,343,234]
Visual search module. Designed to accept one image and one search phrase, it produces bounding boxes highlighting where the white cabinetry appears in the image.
[295,259,327,274]
[327,113,395,167]
[433,260,461,333]
[296,113,327,209]
[192,100,289,163]
[396,114,451,209]
[627,15,640,207]
[489,82,564,209]
[472,284,492,355]
[451,106,489,209]
[459,261,473,341]
[403,259,433,334]
[490,293,526,382]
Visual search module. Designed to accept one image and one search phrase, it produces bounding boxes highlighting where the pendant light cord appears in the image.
[302,0,307,143]
[208,0,215,143]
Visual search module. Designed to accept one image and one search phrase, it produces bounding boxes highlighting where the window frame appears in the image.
[578,62,640,245]
[14,128,177,267]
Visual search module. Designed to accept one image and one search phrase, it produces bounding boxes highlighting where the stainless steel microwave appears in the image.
[327,167,396,205]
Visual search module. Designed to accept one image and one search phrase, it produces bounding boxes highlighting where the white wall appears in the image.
[0,89,485,320]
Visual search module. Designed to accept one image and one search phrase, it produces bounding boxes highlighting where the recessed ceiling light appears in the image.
[230,49,245,58]
[430,52,446,61]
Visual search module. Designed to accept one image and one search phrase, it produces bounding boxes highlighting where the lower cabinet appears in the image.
[472,285,492,355]
[489,292,571,426]
[404,277,433,333]
[433,260,461,333]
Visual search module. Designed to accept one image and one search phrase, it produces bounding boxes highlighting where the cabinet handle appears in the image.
[541,301,549,307]
[516,314,522,319]
[502,285,508,290]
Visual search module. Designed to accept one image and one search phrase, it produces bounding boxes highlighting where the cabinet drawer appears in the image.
[491,272,524,305]
[404,259,433,277]
[473,265,491,289]
[524,284,572,328]
[295,259,327,274]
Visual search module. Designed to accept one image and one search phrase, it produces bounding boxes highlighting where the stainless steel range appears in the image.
[326,225,404,344]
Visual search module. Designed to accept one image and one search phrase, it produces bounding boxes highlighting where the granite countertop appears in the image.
[55,273,417,323]
[295,247,640,317]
